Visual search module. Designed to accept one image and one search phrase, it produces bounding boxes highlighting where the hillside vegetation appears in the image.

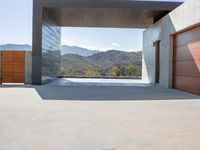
[61,50,142,78]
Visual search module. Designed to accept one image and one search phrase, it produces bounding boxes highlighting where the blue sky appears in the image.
[0,0,185,51]
[62,28,144,51]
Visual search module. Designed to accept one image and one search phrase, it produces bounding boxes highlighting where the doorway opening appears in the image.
[61,27,144,82]
[154,40,160,84]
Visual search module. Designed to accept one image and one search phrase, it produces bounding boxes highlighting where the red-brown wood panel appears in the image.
[13,73,25,83]
[175,26,200,48]
[2,72,13,83]
[174,76,200,94]
[174,46,200,61]
[1,51,25,83]
[174,60,200,77]
[173,26,200,94]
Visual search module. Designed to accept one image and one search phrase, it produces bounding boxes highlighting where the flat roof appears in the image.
[34,0,183,28]
[40,0,183,10]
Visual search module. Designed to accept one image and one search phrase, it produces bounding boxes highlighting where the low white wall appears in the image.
[142,0,200,88]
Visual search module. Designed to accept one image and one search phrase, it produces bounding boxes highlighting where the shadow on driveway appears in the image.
[1,84,200,101]
[33,85,200,101]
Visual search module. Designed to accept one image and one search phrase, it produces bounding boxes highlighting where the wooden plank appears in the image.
[12,51,25,58]
[1,51,25,83]
[2,64,13,72]
[12,64,25,73]
[173,76,200,94]
[173,26,200,94]
[175,26,200,48]
[174,42,200,62]
[174,60,200,77]
[13,72,25,83]
[2,72,12,83]
[1,52,12,63]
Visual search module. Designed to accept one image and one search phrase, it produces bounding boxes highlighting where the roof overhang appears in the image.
[36,0,183,28]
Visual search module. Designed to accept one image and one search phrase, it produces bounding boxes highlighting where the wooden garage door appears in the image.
[173,26,200,94]
[1,51,25,83]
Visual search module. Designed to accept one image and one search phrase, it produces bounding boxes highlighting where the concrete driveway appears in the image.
[0,84,200,150]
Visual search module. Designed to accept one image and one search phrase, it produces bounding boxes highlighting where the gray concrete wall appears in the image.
[32,0,43,85]
[142,22,161,84]
[142,0,200,88]
[25,51,32,84]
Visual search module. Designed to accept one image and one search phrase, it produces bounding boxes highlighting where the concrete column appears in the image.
[32,0,43,85]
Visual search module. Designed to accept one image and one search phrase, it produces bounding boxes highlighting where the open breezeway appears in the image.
[32,0,182,85]
[0,85,200,150]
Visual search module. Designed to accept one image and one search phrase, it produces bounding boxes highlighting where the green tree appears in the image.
[84,69,100,77]
[108,64,142,77]
[60,66,75,76]
[108,66,119,76]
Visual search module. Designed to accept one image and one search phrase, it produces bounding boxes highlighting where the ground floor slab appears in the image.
[0,85,200,150]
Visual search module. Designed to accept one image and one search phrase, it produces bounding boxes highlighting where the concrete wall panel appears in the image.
[142,22,161,84]
[143,0,200,88]
[25,51,32,84]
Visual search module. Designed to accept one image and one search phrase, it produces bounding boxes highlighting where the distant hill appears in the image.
[62,54,100,71]
[0,44,99,56]
[61,45,99,56]
[61,50,142,77]
[0,44,32,51]
[88,50,142,70]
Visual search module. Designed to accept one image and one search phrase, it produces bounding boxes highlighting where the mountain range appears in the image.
[61,50,142,77]
[0,44,99,56]
[0,44,32,51]
[61,45,99,56]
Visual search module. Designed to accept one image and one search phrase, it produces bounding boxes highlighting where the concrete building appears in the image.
[142,0,200,94]
[32,0,182,84]
[32,0,200,94]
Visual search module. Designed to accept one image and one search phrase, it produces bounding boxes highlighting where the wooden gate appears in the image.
[0,51,25,84]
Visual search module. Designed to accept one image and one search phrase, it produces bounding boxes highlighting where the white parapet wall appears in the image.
[142,0,200,88]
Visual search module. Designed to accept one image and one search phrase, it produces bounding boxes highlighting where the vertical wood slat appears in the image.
[1,51,25,83]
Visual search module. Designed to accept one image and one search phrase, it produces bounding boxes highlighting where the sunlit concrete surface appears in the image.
[49,78,149,86]
[0,85,200,150]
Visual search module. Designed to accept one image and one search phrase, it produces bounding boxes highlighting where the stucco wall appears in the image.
[142,0,200,88]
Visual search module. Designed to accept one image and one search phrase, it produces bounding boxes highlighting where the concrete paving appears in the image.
[0,84,200,150]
